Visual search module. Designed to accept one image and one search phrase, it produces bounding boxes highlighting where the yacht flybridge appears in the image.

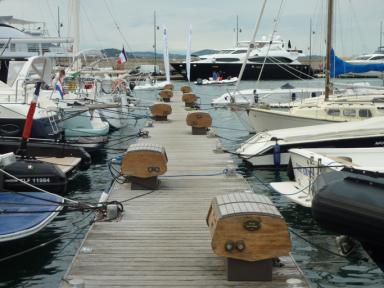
[171,36,313,81]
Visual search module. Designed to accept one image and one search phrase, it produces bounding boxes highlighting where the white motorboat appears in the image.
[211,83,323,107]
[346,46,384,78]
[269,147,384,207]
[236,116,384,167]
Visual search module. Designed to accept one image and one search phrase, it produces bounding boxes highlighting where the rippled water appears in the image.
[1,78,384,287]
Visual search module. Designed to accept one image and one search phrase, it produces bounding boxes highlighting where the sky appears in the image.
[1,0,384,57]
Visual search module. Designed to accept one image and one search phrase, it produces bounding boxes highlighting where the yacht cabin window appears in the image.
[218,50,235,54]
[359,109,373,118]
[231,50,247,54]
[215,58,240,62]
[370,55,384,60]
[248,57,292,63]
[327,109,340,116]
[354,55,371,60]
[343,109,356,117]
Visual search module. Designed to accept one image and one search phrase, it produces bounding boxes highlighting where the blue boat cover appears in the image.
[330,49,384,77]
[0,192,63,241]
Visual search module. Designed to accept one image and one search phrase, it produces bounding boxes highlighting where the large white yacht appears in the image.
[171,35,313,81]
[346,46,384,78]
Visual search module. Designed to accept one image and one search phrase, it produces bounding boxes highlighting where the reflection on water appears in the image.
[1,80,384,287]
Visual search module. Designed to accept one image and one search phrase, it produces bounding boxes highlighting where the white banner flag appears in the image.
[162,26,170,83]
[186,24,192,83]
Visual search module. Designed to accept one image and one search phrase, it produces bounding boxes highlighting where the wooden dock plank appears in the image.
[60,91,308,288]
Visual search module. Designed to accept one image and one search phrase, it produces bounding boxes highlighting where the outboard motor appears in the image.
[291,93,296,102]
[196,78,203,85]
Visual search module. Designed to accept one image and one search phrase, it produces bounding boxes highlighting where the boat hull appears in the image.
[243,135,384,167]
[3,159,68,194]
[312,169,384,249]
[171,62,313,81]
[0,191,63,242]
[248,109,336,132]
[0,117,57,139]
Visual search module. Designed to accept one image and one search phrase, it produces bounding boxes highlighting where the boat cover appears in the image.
[330,49,384,77]
[0,191,63,242]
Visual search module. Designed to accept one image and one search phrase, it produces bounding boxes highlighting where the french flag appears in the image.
[117,47,128,64]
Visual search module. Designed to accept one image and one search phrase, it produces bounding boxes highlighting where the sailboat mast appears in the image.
[236,15,239,47]
[71,0,80,57]
[380,21,383,48]
[57,7,61,38]
[309,18,312,67]
[154,11,157,74]
[325,0,334,101]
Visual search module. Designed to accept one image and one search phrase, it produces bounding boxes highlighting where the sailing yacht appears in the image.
[242,50,384,132]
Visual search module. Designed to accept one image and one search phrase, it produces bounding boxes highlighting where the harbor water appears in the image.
[1,78,384,287]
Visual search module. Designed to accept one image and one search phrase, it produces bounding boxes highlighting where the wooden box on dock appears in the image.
[206,192,291,262]
[159,89,173,102]
[121,144,168,189]
[180,85,192,93]
[186,111,212,135]
[164,83,174,91]
[150,103,172,121]
[182,93,198,107]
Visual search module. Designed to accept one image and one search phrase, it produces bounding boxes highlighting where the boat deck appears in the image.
[60,91,308,287]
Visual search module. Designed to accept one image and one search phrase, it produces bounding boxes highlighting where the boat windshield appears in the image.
[353,55,372,60]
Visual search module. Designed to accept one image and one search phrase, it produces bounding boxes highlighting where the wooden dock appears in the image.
[60,91,308,287]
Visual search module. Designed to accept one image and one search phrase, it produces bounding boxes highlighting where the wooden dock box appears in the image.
[159,89,173,102]
[180,85,192,93]
[163,83,174,91]
[182,93,198,107]
[186,111,212,135]
[121,144,168,189]
[150,103,172,121]
[206,192,292,281]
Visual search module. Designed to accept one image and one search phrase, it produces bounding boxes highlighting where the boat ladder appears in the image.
[47,112,60,135]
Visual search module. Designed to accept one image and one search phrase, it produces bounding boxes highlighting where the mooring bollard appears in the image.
[206,192,292,281]
[186,111,212,135]
[159,89,173,102]
[150,103,172,121]
[182,93,198,107]
[121,143,168,190]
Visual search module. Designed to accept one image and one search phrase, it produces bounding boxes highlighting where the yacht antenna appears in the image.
[309,18,313,67]
[235,15,240,47]
[380,21,383,48]
[154,11,158,75]
[325,0,334,101]
[57,6,61,38]
[235,0,267,90]
[71,0,80,57]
